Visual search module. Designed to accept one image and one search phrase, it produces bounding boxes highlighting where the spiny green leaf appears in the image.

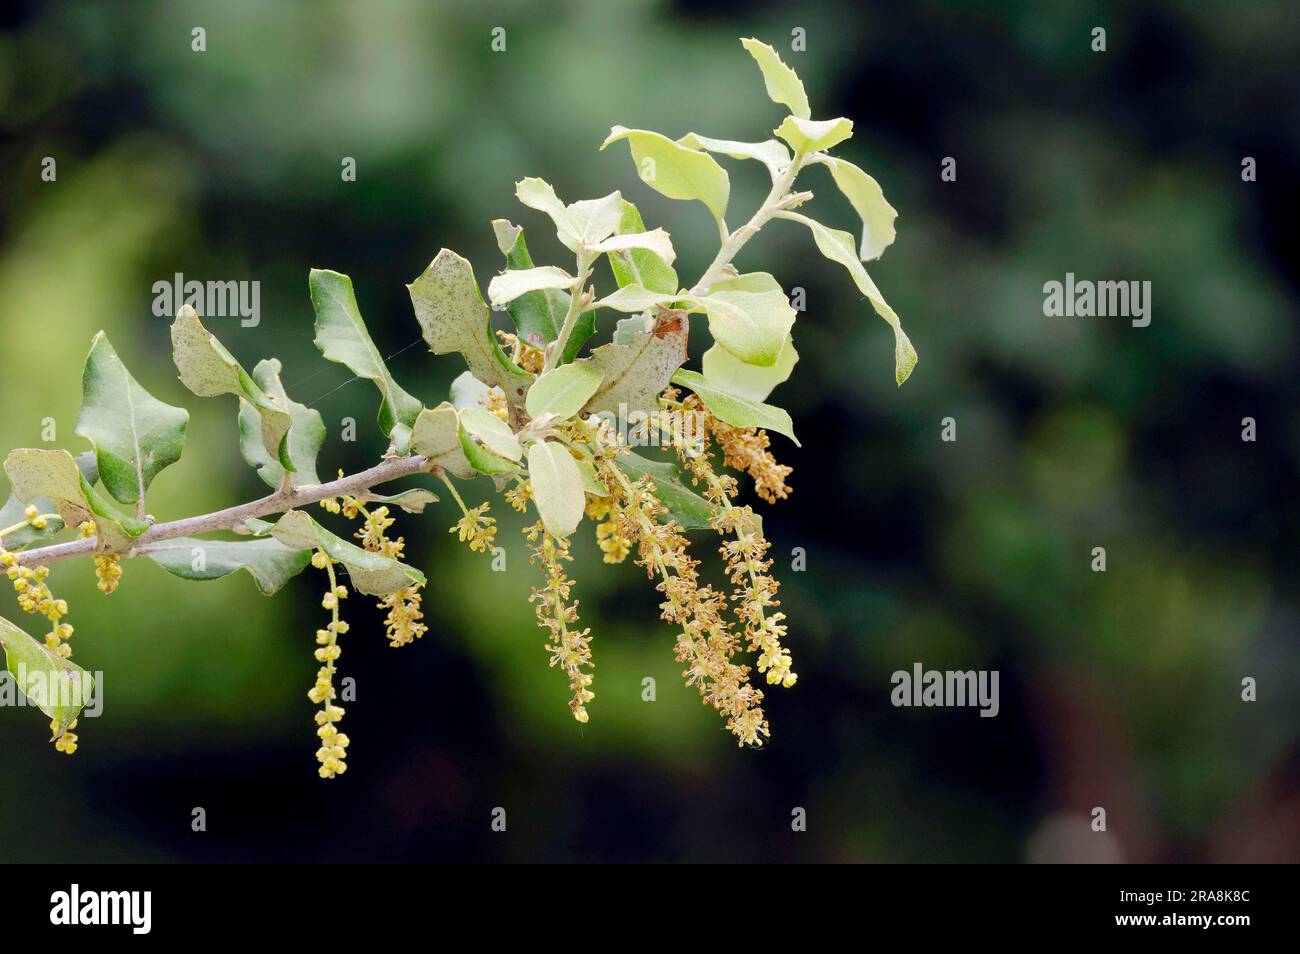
[309,269,424,453]
[239,358,326,488]
[457,406,522,475]
[407,249,533,403]
[740,37,811,119]
[171,305,293,467]
[615,451,716,531]
[701,334,799,402]
[3,448,147,551]
[781,211,917,385]
[272,511,425,597]
[526,364,605,421]
[527,441,585,539]
[775,115,854,155]
[671,369,800,445]
[0,614,93,734]
[140,537,311,595]
[603,200,679,296]
[75,331,188,506]
[409,402,475,479]
[812,155,898,261]
[579,313,689,417]
[0,452,97,549]
[601,126,730,222]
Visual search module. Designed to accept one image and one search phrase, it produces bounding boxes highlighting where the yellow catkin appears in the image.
[307,549,350,778]
[2,509,80,754]
[525,520,594,723]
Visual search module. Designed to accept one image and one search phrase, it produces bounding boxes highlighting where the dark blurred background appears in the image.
[1,0,1296,863]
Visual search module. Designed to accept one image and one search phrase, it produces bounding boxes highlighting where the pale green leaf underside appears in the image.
[606,200,679,296]
[140,537,311,595]
[409,403,475,480]
[75,331,188,506]
[272,510,424,597]
[239,358,326,488]
[362,488,440,513]
[671,369,800,445]
[407,249,533,402]
[171,306,293,467]
[701,335,799,402]
[697,280,796,368]
[457,406,522,475]
[775,115,854,155]
[677,133,791,175]
[780,211,917,385]
[0,453,97,549]
[310,269,423,453]
[487,266,576,308]
[813,155,898,262]
[601,126,730,222]
[526,364,605,421]
[3,448,146,551]
[527,441,585,539]
[0,613,93,733]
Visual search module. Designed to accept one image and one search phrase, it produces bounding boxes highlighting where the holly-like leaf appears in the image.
[601,127,730,223]
[615,451,716,530]
[525,364,604,421]
[780,211,917,385]
[0,614,93,734]
[409,403,475,480]
[407,249,533,403]
[527,441,585,539]
[701,335,798,402]
[239,358,326,488]
[487,266,576,309]
[457,407,522,475]
[671,369,800,446]
[696,273,796,367]
[171,305,293,467]
[140,537,311,595]
[579,314,689,417]
[272,510,425,597]
[0,452,97,549]
[740,37,811,119]
[775,116,854,155]
[676,133,792,177]
[75,331,188,507]
[309,269,424,453]
[3,448,147,551]
[811,155,898,262]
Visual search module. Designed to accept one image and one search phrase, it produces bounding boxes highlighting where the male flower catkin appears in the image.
[526,520,594,723]
[307,549,350,778]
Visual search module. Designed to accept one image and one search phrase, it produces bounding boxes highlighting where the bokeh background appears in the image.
[1,0,1296,863]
